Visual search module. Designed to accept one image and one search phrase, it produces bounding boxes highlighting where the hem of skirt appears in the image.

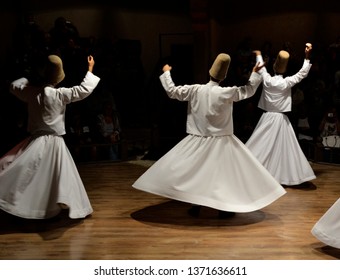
[0,201,61,219]
[0,199,93,219]
[57,198,93,219]
[68,208,93,219]
[132,184,286,213]
[311,226,340,249]
[280,174,316,186]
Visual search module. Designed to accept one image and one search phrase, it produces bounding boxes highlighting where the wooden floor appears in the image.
[0,160,340,260]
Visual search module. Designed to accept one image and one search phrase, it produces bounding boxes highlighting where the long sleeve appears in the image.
[159,70,262,103]
[10,71,100,136]
[159,70,262,137]
[258,59,312,112]
[159,71,199,101]
[255,54,266,75]
[58,71,100,104]
[284,59,312,88]
[229,71,262,102]
[10,78,33,102]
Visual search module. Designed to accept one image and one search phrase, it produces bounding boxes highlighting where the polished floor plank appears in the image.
[0,161,340,260]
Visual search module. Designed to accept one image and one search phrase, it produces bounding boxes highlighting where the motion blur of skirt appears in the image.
[311,198,340,249]
[246,112,316,185]
[133,134,286,213]
[0,135,93,219]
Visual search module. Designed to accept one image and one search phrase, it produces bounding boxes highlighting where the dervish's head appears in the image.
[43,55,65,85]
[209,53,231,82]
[273,50,289,75]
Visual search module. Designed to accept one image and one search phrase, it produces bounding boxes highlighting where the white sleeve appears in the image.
[9,78,31,102]
[59,71,101,104]
[159,71,196,101]
[256,54,266,75]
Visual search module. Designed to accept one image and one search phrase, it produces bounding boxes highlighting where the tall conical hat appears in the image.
[209,53,231,81]
[273,50,289,74]
[44,55,65,85]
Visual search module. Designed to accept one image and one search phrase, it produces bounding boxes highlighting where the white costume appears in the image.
[246,54,316,185]
[0,70,100,219]
[132,67,286,213]
[311,198,340,249]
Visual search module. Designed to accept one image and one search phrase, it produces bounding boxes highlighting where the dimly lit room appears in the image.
[0,0,340,270]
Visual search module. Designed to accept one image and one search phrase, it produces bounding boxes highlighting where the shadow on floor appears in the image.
[0,210,84,240]
[131,200,268,228]
[314,245,340,260]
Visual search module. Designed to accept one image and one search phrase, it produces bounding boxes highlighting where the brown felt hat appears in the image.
[273,50,290,74]
[44,55,65,85]
[209,53,231,81]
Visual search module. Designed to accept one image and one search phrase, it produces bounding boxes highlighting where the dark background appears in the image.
[1,0,339,159]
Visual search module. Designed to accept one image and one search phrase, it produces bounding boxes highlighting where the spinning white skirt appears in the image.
[246,112,316,185]
[311,198,340,249]
[133,134,286,212]
[0,135,93,219]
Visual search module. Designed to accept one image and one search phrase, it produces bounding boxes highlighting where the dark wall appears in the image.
[1,1,339,158]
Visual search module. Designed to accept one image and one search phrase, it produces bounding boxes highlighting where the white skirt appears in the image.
[311,198,340,249]
[246,112,316,185]
[0,135,93,219]
[133,134,286,212]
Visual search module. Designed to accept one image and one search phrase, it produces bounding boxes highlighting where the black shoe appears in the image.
[188,205,201,217]
[218,210,235,219]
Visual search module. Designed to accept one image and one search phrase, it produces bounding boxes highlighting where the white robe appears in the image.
[132,71,286,212]
[312,198,340,249]
[0,71,100,219]
[246,56,316,185]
